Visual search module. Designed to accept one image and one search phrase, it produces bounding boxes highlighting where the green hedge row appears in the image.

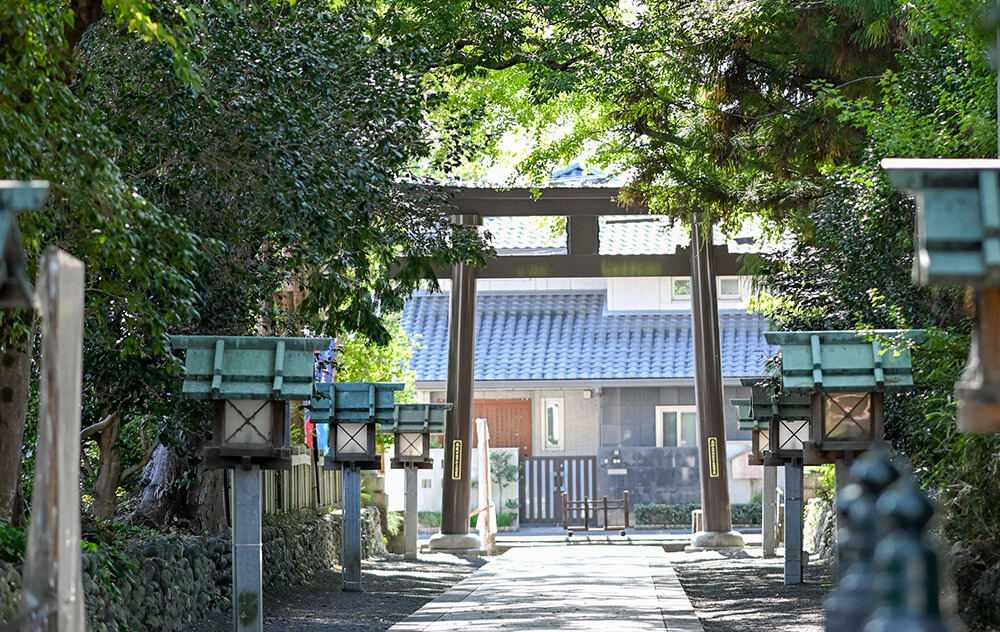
[635,501,762,526]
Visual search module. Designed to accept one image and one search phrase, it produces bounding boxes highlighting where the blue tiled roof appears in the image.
[482,216,792,257]
[402,291,777,382]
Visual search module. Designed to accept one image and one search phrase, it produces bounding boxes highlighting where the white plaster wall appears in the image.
[383,446,520,514]
[476,278,607,292]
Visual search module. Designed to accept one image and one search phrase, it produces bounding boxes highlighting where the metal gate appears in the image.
[519,456,597,524]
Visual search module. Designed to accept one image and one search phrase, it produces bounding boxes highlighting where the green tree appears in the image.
[0,0,204,524]
[489,450,519,516]
[73,0,493,526]
[3,0,495,527]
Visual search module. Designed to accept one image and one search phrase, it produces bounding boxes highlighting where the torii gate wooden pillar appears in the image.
[423,187,747,553]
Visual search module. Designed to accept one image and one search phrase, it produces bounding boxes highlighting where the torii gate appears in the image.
[425,186,745,552]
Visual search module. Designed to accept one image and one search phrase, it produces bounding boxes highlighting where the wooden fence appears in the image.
[262,445,342,514]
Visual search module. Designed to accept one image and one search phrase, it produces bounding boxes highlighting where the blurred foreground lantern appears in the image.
[883,158,1000,432]
[0,181,48,309]
[383,403,451,469]
[170,336,332,470]
[765,330,924,463]
[310,382,402,470]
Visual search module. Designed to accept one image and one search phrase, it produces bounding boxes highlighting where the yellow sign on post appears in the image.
[451,440,462,480]
[708,436,720,478]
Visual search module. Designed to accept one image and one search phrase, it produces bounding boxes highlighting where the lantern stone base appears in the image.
[426,532,484,554]
[956,382,1000,432]
[685,530,745,552]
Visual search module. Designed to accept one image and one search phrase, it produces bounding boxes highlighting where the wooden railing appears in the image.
[262,445,341,514]
[562,491,630,536]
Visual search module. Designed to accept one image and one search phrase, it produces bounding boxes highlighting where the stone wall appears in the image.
[0,507,385,631]
[804,497,836,563]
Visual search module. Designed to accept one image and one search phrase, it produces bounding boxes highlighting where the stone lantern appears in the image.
[309,382,402,471]
[384,403,451,559]
[308,382,402,591]
[171,336,331,470]
[883,158,1000,432]
[384,403,450,469]
[765,330,924,464]
[170,334,331,632]
[0,181,48,309]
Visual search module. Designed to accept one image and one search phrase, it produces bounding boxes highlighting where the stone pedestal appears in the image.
[686,530,745,552]
[343,467,363,592]
[426,532,484,554]
[403,467,419,560]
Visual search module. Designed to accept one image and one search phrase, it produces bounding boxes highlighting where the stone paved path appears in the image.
[389,545,702,632]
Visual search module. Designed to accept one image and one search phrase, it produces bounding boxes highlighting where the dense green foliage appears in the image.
[0,520,26,564]
[2,0,492,522]
[76,0,488,345]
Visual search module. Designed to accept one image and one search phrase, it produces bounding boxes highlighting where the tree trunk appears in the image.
[128,440,227,534]
[91,415,121,521]
[0,316,34,526]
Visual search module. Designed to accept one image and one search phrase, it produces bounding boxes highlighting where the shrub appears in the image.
[635,501,763,526]
[418,511,441,527]
[0,520,25,563]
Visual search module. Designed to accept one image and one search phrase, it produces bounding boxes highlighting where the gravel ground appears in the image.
[189,554,487,632]
[668,550,833,632]
[190,549,831,631]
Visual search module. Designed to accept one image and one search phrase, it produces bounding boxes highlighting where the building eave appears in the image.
[415,377,750,391]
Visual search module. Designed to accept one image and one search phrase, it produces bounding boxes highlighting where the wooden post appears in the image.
[623,491,630,528]
[834,457,851,575]
[232,465,263,632]
[956,287,1000,431]
[561,491,568,529]
[430,214,482,552]
[689,216,744,550]
[21,248,85,631]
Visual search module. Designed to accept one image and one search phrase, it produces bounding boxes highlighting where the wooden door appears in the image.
[473,399,532,458]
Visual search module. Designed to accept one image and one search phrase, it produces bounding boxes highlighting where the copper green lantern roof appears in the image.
[736,377,810,428]
[170,335,333,400]
[764,330,925,393]
[731,398,758,431]
[0,181,48,309]
[882,158,1000,286]
[381,403,451,434]
[309,382,403,424]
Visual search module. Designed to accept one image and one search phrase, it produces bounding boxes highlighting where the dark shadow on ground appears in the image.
[668,551,832,632]
[190,554,487,632]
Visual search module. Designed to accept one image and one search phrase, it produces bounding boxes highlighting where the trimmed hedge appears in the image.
[635,501,762,526]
